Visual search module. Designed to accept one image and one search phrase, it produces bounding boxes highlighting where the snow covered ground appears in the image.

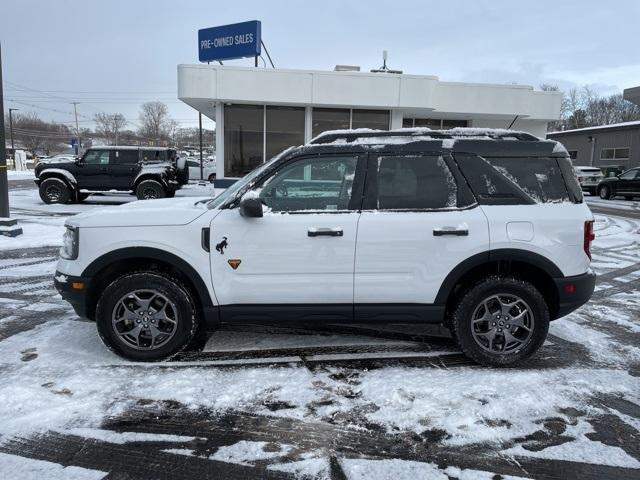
[0,187,639,478]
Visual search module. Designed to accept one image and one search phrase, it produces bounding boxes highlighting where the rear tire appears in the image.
[598,185,612,200]
[451,276,549,367]
[96,272,197,361]
[136,179,166,200]
[39,178,71,204]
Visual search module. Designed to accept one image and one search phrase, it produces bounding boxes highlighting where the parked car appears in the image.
[54,128,595,366]
[574,166,604,195]
[185,157,217,182]
[597,167,640,200]
[35,146,187,204]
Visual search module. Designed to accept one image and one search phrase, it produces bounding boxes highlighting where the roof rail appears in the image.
[309,128,540,145]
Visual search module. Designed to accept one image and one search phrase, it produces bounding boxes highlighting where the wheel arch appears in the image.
[39,169,77,190]
[437,249,563,320]
[82,247,215,324]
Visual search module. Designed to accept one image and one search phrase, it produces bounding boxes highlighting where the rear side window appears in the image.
[372,155,459,210]
[140,150,167,162]
[456,155,579,204]
[114,150,139,165]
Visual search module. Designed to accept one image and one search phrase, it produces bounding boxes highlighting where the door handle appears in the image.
[433,227,469,237]
[308,227,343,237]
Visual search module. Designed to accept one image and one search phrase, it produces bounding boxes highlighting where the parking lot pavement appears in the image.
[0,190,639,479]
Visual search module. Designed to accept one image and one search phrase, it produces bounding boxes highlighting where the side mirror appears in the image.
[239,197,263,218]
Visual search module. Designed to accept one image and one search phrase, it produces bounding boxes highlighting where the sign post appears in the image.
[198,21,261,63]
[0,42,23,237]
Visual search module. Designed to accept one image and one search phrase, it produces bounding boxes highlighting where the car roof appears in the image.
[293,128,565,159]
[87,146,174,151]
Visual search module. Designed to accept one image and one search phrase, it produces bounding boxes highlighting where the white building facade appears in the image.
[177,65,562,180]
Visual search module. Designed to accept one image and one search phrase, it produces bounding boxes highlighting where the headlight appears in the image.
[60,226,79,260]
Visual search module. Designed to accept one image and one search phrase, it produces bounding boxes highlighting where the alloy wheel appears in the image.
[470,294,534,354]
[45,185,62,202]
[111,289,178,350]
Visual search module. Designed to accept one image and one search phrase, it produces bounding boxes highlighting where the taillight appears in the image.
[584,220,595,260]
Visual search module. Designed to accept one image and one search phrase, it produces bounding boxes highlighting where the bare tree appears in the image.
[8,112,71,154]
[94,112,127,145]
[138,101,174,146]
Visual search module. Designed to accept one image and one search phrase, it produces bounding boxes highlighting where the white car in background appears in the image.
[185,157,216,182]
[574,166,604,195]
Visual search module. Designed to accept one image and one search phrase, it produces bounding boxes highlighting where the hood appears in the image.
[67,197,211,228]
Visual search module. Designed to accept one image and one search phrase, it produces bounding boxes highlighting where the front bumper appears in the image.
[54,271,91,319]
[553,270,596,319]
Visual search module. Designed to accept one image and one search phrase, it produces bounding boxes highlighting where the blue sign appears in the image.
[198,21,261,62]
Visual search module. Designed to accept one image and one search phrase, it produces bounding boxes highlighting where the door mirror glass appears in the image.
[239,197,263,218]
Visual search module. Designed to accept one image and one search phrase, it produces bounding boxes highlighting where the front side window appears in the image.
[83,150,110,165]
[619,169,639,180]
[373,155,459,210]
[258,156,358,212]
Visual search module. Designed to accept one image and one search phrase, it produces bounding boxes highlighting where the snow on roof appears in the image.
[547,120,640,136]
[310,127,543,147]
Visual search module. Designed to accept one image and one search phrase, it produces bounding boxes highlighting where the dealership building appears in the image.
[177,64,562,180]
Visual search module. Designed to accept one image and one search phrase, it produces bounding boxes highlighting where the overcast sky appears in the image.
[2,0,638,131]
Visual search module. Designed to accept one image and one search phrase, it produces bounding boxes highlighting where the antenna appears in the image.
[371,50,402,74]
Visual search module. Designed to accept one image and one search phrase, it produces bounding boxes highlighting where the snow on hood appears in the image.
[39,157,76,164]
[66,197,211,228]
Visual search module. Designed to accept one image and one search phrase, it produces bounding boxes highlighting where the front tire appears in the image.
[598,185,612,200]
[451,276,549,367]
[136,179,166,200]
[96,272,197,361]
[39,178,71,204]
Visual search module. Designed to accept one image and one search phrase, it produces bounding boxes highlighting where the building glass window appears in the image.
[312,108,350,137]
[601,147,630,160]
[402,118,469,129]
[312,108,390,137]
[224,104,264,177]
[351,110,390,130]
[265,106,305,161]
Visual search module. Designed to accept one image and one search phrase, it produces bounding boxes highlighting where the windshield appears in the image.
[207,147,296,209]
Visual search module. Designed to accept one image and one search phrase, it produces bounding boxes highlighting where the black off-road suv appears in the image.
[35,146,189,204]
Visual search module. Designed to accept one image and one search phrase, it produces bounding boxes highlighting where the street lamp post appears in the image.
[0,42,23,237]
[8,108,18,169]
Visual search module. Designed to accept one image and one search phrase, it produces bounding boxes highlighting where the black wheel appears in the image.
[135,179,166,200]
[598,185,612,200]
[451,276,549,367]
[96,272,198,361]
[39,178,71,204]
[77,192,90,202]
[208,174,216,183]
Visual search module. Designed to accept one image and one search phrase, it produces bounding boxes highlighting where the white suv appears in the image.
[54,129,596,366]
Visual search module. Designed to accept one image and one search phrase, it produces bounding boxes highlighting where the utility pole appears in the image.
[0,42,23,236]
[199,112,204,181]
[71,102,81,156]
[8,108,18,169]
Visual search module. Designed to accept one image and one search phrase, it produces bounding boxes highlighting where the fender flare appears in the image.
[82,247,214,309]
[434,248,563,305]
[39,168,77,188]
[133,172,169,190]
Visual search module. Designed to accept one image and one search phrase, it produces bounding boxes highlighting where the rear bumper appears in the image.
[54,271,91,319]
[553,270,596,319]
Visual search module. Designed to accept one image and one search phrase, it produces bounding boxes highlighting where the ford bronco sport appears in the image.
[54,128,596,366]
[35,146,186,203]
